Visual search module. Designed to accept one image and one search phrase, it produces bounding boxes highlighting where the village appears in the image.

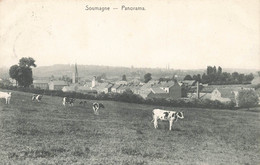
[24,64,259,108]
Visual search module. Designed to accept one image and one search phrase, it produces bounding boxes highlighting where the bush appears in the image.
[238,90,259,108]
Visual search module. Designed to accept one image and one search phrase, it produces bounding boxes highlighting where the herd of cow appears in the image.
[0,91,184,131]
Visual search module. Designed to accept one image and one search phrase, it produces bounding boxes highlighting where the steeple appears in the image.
[72,63,79,84]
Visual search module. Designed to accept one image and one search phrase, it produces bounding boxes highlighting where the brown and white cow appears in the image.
[152,109,184,130]
[32,94,43,102]
[92,102,105,115]
[0,91,12,104]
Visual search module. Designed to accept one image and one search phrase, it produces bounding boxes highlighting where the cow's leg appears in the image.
[5,98,8,104]
[153,117,158,129]
[95,107,99,115]
[169,120,173,131]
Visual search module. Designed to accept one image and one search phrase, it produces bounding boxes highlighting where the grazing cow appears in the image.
[62,97,75,106]
[152,109,184,130]
[0,91,12,104]
[92,102,105,115]
[79,100,87,106]
[32,94,43,102]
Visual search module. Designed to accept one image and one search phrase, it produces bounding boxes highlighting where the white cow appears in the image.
[0,91,12,104]
[152,109,184,130]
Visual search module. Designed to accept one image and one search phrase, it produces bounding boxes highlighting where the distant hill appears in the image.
[31,64,201,80]
[0,64,258,81]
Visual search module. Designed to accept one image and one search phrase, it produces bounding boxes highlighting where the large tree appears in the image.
[9,65,19,86]
[122,74,127,81]
[144,73,152,83]
[9,57,36,87]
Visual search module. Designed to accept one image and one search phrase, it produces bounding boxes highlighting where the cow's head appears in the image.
[176,112,184,119]
[99,103,105,108]
[8,92,12,96]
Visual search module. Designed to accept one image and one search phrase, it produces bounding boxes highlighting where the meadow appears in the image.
[0,90,259,165]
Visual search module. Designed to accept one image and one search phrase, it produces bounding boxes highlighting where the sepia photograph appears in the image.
[0,0,259,164]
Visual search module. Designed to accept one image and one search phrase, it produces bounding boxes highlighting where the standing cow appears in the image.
[152,109,184,130]
[32,94,43,102]
[62,97,75,106]
[92,102,105,115]
[0,91,12,104]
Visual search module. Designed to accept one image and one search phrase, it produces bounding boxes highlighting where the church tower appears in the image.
[72,63,79,84]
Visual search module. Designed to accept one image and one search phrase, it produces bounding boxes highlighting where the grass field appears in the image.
[0,90,259,165]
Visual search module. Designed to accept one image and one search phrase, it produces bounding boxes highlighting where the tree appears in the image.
[217,66,222,74]
[184,75,193,80]
[238,90,259,109]
[122,75,127,81]
[9,57,36,87]
[207,66,213,75]
[244,73,254,82]
[213,66,217,74]
[9,65,19,86]
[201,73,208,84]
[19,57,36,68]
[144,73,152,83]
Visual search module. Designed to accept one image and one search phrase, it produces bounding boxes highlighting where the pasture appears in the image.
[0,90,259,165]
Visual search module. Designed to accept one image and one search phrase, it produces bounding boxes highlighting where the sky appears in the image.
[0,0,259,70]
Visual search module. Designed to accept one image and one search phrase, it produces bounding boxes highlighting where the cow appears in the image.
[32,94,43,102]
[79,100,87,106]
[152,109,184,131]
[92,102,105,115]
[62,97,75,106]
[0,91,12,104]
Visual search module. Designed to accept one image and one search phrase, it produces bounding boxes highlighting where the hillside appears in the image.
[0,90,259,164]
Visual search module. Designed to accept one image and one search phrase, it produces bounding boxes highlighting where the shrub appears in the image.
[238,90,259,108]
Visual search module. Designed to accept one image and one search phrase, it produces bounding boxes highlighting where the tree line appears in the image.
[184,66,254,85]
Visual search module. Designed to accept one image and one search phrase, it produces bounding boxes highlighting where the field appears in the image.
[0,90,259,165]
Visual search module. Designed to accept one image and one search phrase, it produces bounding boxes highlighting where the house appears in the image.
[111,84,121,93]
[62,84,78,92]
[211,88,232,103]
[9,78,17,86]
[115,80,128,85]
[147,81,182,99]
[138,83,152,98]
[92,83,111,94]
[48,81,67,90]
[199,85,255,106]
[33,80,49,89]
[117,85,131,93]
[147,87,168,99]
[77,86,97,94]
[104,84,114,93]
